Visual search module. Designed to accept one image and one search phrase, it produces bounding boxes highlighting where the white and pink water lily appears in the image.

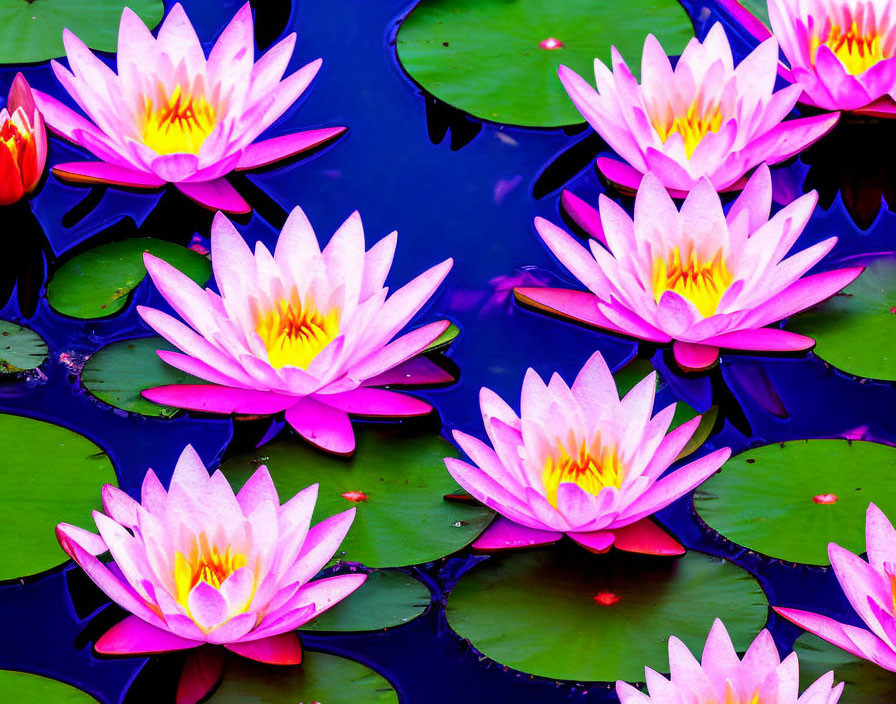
[445,351,730,555]
[726,0,896,116]
[617,619,844,704]
[516,165,864,371]
[558,22,839,194]
[31,3,344,213]
[137,207,453,454]
[777,503,896,672]
[56,445,365,703]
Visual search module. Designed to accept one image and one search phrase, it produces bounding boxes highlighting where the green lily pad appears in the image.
[208,651,398,704]
[0,414,117,581]
[220,428,494,568]
[788,258,896,381]
[795,633,896,703]
[735,0,769,27]
[0,0,162,64]
[0,671,98,703]
[396,0,694,127]
[694,440,896,565]
[300,569,430,631]
[424,322,460,353]
[447,546,767,682]
[80,337,200,417]
[0,321,48,374]
[47,238,211,320]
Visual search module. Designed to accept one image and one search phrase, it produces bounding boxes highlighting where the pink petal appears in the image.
[514,287,650,337]
[561,190,606,245]
[95,615,204,655]
[175,179,250,214]
[611,518,684,555]
[236,127,346,170]
[283,509,356,585]
[673,341,720,371]
[235,465,279,516]
[365,356,454,386]
[55,522,107,556]
[348,320,450,381]
[176,648,226,704]
[567,530,616,553]
[188,581,229,631]
[700,327,815,352]
[317,388,432,417]
[52,161,164,188]
[226,632,302,665]
[285,397,355,454]
[472,516,562,550]
[774,607,886,662]
[141,385,297,414]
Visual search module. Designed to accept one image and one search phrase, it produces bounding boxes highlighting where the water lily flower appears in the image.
[777,503,896,672]
[55,445,365,703]
[444,351,730,554]
[1,73,47,206]
[30,3,345,214]
[137,207,453,454]
[558,22,839,194]
[516,165,864,371]
[616,618,844,704]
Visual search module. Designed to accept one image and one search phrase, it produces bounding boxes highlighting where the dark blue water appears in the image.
[2,0,896,701]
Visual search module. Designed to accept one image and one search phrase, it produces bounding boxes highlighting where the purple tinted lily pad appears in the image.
[695,440,896,565]
[0,414,116,581]
[220,428,494,568]
[446,546,766,682]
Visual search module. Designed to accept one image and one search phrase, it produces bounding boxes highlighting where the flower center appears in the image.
[173,538,247,606]
[651,102,723,158]
[542,439,624,508]
[652,247,732,317]
[811,21,889,75]
[142,84,217,155]
[256,297,341,369]
[721,681,762,704]
[1,109,31,173]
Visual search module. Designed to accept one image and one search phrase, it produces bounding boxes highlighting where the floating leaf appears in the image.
[0,414,116,581]
[396,0,694,127]
[447,546,767,682]
[0,0,162,63]
[300,569,430,631]
[47,238,211,319]
[734,0,769,27]
[208,651,398,704]
[424,322,460,352]
[81,337,200,417]
[0,321,47,374]
[695,440,896,565]
[788,258,896,381]
[220,428,494,568]
[0,671,98,703]
[795,633,896,703]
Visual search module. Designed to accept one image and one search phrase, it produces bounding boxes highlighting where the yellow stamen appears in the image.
[173,534,247,607]
[542,437,624,508]
[142,84,217,155]
[811,21,888,75]
[723,680,762,704]
[256,295,341,369]
[889,571,896,613]
[652,247,732,317]
[651,102,723,158]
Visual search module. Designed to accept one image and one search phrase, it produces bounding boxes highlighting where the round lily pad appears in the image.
[396,0,694,127]
[446,546,767,682]
[0,671,98,703]
[795,633,896,703]
[694,440,896,565]
[0,321,48,374]
[208,651,398,704]
[0,0,162,64]
[300,569,431,631]
[220,429,494,568]
[788,258,896,381]
[47,238,211,319]
[80,337,199,417]
[0,413,117,581]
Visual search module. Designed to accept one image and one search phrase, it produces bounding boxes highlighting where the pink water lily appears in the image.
[137,207,453,454]
[30,3,345,214]
[616,619,843,704]
[777,503,896,672]
[516,165,864,371]
[1,74,47,205]
[444,351,730,555]
[558,22,839,194]
[56,445,365,704]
